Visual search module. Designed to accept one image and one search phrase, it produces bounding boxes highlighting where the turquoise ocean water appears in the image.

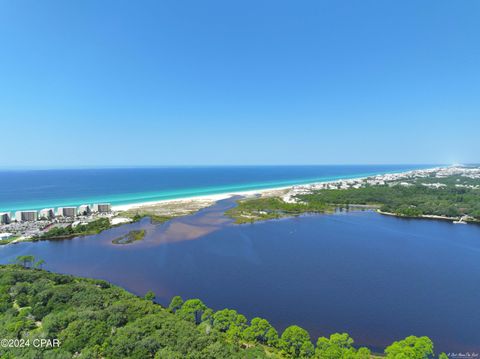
[0,165,432,212]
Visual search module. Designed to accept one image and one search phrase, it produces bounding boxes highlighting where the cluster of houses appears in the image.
[0,203,112,224]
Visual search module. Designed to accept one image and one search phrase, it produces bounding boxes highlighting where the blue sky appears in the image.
[0,0,479,167]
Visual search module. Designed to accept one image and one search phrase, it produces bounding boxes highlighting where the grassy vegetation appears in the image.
[0,264,446,358]
[35,218,112,240]
[0,236,19,246]
[126,212,174,224]
[226,197,332,224]
[120,199,215,225]
[112,229,146,244]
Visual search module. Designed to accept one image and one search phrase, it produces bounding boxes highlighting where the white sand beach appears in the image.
[111,186,291,212]
[111,166,447,214]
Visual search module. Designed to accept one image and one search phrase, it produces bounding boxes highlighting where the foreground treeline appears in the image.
[0,265,447,358]
[167,296,444,359]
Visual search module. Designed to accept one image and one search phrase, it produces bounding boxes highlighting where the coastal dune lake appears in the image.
[1,197,480,352]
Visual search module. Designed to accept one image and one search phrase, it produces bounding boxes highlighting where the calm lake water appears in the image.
[1,198,479,353]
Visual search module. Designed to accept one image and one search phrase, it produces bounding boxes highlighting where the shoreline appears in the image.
[112,186,290,212]
[2,165,471,245]
[377,210,480,224]
[0,166,434,214]
[112,166,442,212]
[223,165,480,225]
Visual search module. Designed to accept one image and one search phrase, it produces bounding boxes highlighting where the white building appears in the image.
[15,210,38,222]
[78,204,91,216]
[93,203,111,213]
[0,233,13,240]
[39,208,55,220]
[0,212,11,224]
[57,207,77,217]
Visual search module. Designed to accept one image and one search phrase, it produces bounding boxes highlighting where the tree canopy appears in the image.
[0,264,445,358]
[385,335,434,359]
[280,325,312,357]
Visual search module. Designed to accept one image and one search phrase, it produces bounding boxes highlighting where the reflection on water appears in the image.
[1,197,479,353]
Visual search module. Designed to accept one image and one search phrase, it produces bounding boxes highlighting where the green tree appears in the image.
[226,324,243,342]
[201,308,214,325]
[300,340,315,357]
[385,336,434,359]
[213,309,247,332]
[154,347,183,359]
[168,295,184,313]
[15,255,35,268]
[144,290,155,301]
[356,347,372,359]
[265,327,280,347]
[316,333,362,358]
[280,325,312,357]
[242,317,278,346]
[34,259,46,269]
[176,299,207,325]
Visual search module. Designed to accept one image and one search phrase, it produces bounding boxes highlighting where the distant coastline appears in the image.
[6,165,479,246]
[1,166,440,244]
[108,167,438,212]
[0,165,432,213]
[225,165,480,224]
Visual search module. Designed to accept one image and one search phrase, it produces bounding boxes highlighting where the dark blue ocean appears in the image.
[0,165,429,212]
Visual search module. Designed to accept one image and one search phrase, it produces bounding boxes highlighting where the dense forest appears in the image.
[300,183,480,219]
[0,264,447,358]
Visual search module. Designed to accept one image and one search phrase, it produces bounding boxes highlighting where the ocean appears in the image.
[0,165,430,212]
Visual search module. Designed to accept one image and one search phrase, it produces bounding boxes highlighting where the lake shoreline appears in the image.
[2,206,479,352]
[5,165,478,247]
[377,210,480,224]
[111,167,440,212]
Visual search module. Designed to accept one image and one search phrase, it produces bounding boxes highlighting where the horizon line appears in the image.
[0,163,453,171]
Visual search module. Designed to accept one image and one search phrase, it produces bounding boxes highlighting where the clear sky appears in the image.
[0,0,479,167]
